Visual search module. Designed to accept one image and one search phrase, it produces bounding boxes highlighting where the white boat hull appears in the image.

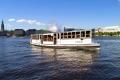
[31,43,100,51]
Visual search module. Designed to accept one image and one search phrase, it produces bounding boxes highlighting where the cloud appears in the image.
[16,19,26,23]
[27,20,36,25]
[16,19,46,26]
[8,18,16,22]
[118,0,120,2]
[36,22,46,25]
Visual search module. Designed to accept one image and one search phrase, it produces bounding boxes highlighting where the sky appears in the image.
[0,0,120,30]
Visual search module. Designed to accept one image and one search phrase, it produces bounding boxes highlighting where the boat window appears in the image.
[40,35,42,39]
[43,35,47,41]
[31,35,34,39]
[36,35,38,39]
[72,32,75,38]
[58,33,59,39]
[76,32,80,38]
[68,32,71,38]
[39,35,41,39]
[54,34,56,38]
[48,35,53,41]
[37,35,39,39]
[86,31,90,37]
[32,35,39,40]
[64,33,67,38]
[81,31,85,37]
[61,33,63,39]
[41,35,42,39]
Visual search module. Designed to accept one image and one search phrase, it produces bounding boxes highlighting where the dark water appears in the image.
[0,37,120,80]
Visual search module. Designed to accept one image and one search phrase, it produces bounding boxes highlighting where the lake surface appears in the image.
[0,37,120,80]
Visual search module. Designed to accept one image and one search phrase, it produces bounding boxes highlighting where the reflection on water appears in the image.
[32,46,99,66]
[0,38,120,80]
[31,46,100,80]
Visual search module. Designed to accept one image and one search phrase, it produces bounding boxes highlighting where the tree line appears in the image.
[95,32,120,36]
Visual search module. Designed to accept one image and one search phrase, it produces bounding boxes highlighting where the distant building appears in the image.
[96,26,120,33]
[0,20,7,36]
[26,29,36,36]
[91,28,96,37]
[64,27,84,32]
[6,30,14,37]
[64,27,75,32]
[14,29,25,37]
[1,20,4,32]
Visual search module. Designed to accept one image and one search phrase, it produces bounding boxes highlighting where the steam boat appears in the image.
[30,30,100,50]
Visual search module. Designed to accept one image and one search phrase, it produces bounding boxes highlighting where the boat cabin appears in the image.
[30,30,93,45]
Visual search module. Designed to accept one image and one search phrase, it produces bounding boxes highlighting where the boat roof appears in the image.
[32,29,91,35]
[42,33,54,35]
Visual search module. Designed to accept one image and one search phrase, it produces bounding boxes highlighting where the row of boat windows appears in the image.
[31,31,91,41]
[43,35,53,41]
[58,31,91,39]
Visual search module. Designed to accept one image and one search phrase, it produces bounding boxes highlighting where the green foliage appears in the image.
[95,32,120,36]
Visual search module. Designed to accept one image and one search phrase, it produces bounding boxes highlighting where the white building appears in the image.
[96,26,120,32]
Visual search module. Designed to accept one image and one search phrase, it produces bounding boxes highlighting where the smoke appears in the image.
[48,23,61,32]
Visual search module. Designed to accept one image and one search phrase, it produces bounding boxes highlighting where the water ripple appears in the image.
[0,37,120,80]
